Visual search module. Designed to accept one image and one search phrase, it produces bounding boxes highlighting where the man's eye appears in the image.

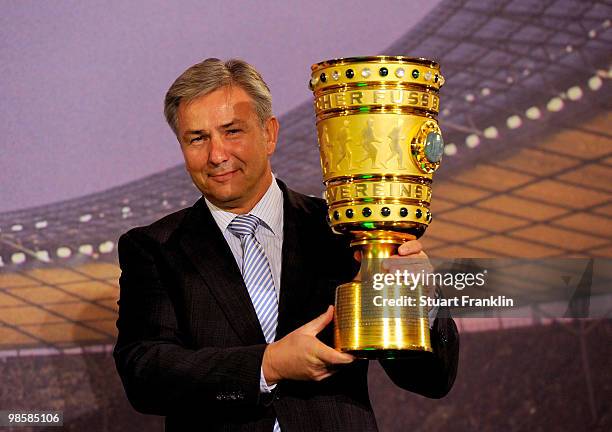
[227,129,242,135]
[190,136,203,144]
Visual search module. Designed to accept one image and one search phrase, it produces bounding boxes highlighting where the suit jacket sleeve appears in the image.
[378,287,459,398]
[113,229,267,416]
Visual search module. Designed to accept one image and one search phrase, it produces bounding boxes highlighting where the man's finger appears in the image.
[300,305,334,335]
[398,240,423,256]
[354,250,362,262]
[385,251,428,261]
[382,251,431,272]
[315,341,355,364]
[313,370,335,381]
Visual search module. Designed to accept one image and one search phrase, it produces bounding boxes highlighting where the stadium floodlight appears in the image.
[466,134,480,148]
[57,247,72,258]
[588,75,603,91]
[506,115,522,129]
[11,252,26,264]
[36,250,50,262]
[547,97,564,112]
[79,244,94,255]
[35,220,48,229]
[567,86,583,101]
[525,106,541,120]
[444,142,457,156]
[484,126,499,139]
[99,241,114,254]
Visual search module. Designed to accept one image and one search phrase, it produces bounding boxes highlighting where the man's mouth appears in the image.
[209,169,238,182]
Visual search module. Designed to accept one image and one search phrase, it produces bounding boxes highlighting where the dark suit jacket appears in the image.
[113,179,459,432]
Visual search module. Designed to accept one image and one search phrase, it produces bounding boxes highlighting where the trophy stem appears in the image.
[334,231,432,359]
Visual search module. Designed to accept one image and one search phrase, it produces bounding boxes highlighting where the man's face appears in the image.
[176,85,278,212]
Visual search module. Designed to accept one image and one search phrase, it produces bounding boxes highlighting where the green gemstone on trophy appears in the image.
[424,132,444,163]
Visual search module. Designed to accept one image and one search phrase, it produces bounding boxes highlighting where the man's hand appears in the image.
[384,239,433,274]
[262,306,354,385]
[353,239,433,273]
[354,239,437,310]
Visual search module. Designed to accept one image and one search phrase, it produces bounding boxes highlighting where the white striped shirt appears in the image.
[205,175,284,300]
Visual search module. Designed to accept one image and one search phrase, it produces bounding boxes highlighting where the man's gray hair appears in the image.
[164,58,273,136]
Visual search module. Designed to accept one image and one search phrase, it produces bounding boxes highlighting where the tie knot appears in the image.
[228,214,260,238]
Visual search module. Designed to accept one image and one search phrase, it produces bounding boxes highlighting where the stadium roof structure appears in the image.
[0,0,611,352]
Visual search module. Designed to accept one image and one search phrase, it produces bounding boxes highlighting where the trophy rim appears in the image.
[311,55,440,71]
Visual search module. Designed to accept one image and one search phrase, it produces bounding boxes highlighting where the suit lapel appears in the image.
[276,181,311,340]
[178,182,318,344]
[179,198,266,345]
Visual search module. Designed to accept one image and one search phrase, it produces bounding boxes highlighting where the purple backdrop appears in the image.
[0,0,438,212]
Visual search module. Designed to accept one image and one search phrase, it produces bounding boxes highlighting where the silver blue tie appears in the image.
[228,215,282,432]
[228,214,278,344]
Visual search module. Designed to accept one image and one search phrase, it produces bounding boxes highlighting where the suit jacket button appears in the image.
[439,327,448,343]
[260,392,273,406]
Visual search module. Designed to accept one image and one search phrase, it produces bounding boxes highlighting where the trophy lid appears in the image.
[311,55,440,71]
[309,55,444,92]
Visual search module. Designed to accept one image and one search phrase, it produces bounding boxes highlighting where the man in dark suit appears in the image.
[114,58,459,431]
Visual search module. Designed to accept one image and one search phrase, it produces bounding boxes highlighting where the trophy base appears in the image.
[343,349,430,360]
[344,348,432,360]
[334,279,432,358]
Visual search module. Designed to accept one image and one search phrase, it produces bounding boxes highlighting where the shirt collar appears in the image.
[204,174,283,237]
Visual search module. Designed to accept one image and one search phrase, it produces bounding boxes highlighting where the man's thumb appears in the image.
[301,305,334,335]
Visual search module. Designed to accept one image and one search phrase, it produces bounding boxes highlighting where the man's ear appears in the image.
[264,116,280,156]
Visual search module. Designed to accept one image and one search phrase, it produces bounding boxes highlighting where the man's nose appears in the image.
[209,135,229,165]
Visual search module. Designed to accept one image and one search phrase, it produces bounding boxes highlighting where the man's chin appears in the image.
[202,184,245,208]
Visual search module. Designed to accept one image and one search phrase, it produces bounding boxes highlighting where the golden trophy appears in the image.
[309,56,445,358]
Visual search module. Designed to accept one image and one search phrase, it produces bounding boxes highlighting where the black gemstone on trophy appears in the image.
[426,211,432,222]
[434,74,439,83]
[415,209,423,218]
[346,209,354,218]
[412,69,419,79]
[346,69,355,79]
[362,207,372,217]
[320,73,326,83]
[333,210,340,220]
[379,67,388,77]
[308,80,313,90]
[381,207,391,217]
[400,207,408,217]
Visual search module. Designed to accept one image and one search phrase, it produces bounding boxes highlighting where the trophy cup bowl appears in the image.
[309,56,445,359]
